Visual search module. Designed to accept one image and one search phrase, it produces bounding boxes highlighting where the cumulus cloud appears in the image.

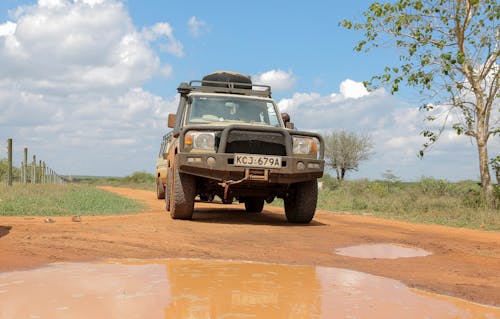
[0,0,184,94]
[142,22,184,57]
[253,69,296,92]
[0,21,16,36]
[187,16,208,37]
[0,0,182,175]
[339,79,369,99]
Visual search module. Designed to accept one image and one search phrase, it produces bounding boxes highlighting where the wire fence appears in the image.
[1,138,66,186]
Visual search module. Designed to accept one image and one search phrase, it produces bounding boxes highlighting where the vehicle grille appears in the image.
[225,130,286,156]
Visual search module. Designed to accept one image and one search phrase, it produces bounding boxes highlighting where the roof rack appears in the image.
[177,80,272,98]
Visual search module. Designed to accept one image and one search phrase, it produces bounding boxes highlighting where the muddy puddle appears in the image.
[336,243,432,259]
[0,259,498,319]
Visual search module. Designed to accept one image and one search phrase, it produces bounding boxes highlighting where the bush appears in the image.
[319,173,340,190]
[0,159,20,183]
[418,177,458,196]
[122,171,155,184]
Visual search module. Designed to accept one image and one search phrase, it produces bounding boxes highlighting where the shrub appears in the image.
[418,177,458,196]
[122,171,154,183]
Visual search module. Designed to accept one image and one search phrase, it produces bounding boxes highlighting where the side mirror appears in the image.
[167,114,176,128]
[285,122,294,130]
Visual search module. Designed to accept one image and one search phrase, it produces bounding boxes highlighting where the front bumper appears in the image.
[177,153,324,184]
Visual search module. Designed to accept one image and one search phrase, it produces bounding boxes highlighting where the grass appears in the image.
[310,176,499,231]
[0,184,145,216]
[71,171,156,192]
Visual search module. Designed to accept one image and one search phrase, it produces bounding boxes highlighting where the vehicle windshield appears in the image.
[186,95,281,127]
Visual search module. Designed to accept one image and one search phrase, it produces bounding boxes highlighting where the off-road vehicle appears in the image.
[155,133,171,199]
[161,71,324,223]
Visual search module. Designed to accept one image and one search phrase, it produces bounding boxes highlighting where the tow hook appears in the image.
[218,175,251,202]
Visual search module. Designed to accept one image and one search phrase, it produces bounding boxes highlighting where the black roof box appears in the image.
[202,70,252,89]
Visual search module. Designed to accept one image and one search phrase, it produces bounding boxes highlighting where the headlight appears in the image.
[292,136,320,158]
[185,131,215,151]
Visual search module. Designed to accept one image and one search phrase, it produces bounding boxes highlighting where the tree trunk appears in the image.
[477,139,494,207]
[340,168,346,181]
[335,167,341,181]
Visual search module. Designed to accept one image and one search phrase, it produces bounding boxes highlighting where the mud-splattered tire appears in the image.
[156,179,165,200]
[284,180,318,223]
[165,169,172,212]
[169,166,196,220]
[244,198,265,213]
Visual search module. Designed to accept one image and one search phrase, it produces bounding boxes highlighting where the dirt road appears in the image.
[1,186,499,306]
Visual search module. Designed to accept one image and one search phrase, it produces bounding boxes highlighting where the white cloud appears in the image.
[339,79,369,99]
[38,0,65,8]
[0,0,183,176]
[0,21,16,36]
[0,0,182,93]
[142,22,184,57]
[253,69,296,92]
[187,16,208,37]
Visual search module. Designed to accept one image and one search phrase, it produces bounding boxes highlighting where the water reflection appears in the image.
[0,259,498,319]
[159,259,321,318]
[335,243,432,259]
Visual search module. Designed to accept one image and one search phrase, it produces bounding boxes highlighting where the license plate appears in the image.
[234,154,282,168]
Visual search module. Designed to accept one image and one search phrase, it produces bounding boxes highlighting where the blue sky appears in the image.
[0,0,498,181]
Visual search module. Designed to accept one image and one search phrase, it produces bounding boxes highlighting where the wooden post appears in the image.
[20,160,24,184]
[32,155,36,184]
[23,147,28,184]
[38,160,41,184]
[41,161,45,184]
[7,138,13,186]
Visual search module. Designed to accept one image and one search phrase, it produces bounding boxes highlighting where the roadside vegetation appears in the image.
[71,171,155,191]
[313,174,500,231]
[0,183,144,216]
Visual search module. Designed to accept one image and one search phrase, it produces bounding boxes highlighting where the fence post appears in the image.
[39,160,42,184]
[7,138,13,186]
[41,161,45,184]
[23,147,28,184]
[32,155,36,184]
[21,160,24,184]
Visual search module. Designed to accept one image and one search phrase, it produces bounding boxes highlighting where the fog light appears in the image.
[207,157,216,167]
[296,161,305,170]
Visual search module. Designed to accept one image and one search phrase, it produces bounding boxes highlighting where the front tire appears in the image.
[165,169,172,212]
[244,198,265,213]
[284,180,318,223]
[156,179,165,199]
[169,165,196,220]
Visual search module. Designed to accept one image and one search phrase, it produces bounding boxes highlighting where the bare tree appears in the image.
[342,0,499,206]
[324,131,374,181]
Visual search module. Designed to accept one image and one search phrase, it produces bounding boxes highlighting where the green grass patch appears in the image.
[0,184,145,216]
[313,177,500,231]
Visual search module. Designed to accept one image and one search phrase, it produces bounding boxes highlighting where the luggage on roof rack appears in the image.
[202,71,252,89]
